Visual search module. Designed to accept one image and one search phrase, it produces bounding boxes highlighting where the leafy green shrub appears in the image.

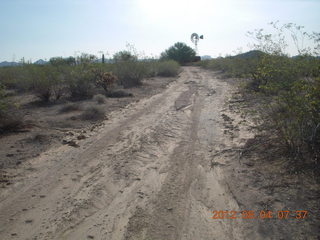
[270,77,320,158]
[156,60,180,77]
[200,22,320,165]
[200,51,264,79]
[248,55,299,92]
[80,105,105,120]
[161,42,196,65]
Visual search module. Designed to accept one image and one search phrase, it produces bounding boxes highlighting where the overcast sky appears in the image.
[0,0,319,62]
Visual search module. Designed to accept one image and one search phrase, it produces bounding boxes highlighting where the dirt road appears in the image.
[0,67,260,240]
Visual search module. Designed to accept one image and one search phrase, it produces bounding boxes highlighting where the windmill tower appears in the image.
[191,33,203,55]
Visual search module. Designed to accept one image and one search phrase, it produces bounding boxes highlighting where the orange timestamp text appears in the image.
[211,210,308,220]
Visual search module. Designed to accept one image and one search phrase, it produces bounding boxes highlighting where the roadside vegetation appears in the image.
[161,42,196,65]
[0,46,183,133]
[199,22,320,170]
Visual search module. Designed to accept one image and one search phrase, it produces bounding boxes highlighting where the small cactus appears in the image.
[93,70,117,93]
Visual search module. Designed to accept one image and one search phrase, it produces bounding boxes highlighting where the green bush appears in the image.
[199,22,320,165]
[270,77,320,157]
[160,42,196,65]
[144,60,159,77]
[113,61,147,88]
[66,65,95,99]
[156,60,180,77]
[30,65,65,102]
[0,65,33,91]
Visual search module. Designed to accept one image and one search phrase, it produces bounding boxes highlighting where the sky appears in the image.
[0,0,319,62]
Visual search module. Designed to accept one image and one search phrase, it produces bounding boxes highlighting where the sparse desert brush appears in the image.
[59,102,81,113]
[113,49,147,88]
[106,90,133,98]
[201,22,320,166]
[113,61,147,88]
[0,112,24,134]
[0,85,24,133]
[66,65,95,100]
[80,105,105,121]
[93,94,106,104]
[156,60,180,77]
[0,84,7,114]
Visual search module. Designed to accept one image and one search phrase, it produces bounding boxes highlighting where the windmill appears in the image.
[191,33,203,55]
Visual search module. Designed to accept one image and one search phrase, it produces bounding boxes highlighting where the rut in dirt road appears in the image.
[0,67,259,240]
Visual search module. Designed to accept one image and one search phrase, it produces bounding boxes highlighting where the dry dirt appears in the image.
[0,67,318,239]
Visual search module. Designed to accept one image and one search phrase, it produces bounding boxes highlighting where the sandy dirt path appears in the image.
[0,67,260,240]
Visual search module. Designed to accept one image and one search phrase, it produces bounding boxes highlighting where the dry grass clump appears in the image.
[0,112,24,134]
[80,105,105,121]
[106,90,133,98]
[59,103,81,113]
[93,94,106,104]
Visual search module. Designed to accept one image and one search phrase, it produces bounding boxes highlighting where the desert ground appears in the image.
[0,67,319,239]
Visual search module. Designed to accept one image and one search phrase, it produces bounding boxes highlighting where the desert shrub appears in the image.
[75,53,97,65]
[0,65,34,91]
[49,56,76,66]
[0,84,23,133]
[248,23,320,164]
[201,22,320,166]
[31,65,66,102]
[80,105,105,120]
[247,55,300,93]
[66,65,95,99]
[0,112,24,134]
[0,67,19,89]
[0,84,8,115]
[113,51,137,62]
[93,70,117,93]
[200,51,264,79]
[113,61,147,88]
[59,103,81,113]
[93,94,106,104]
[269,77,320,158]
[106,90,133,98]
[144,60,159,77]
[160,42,196,65]
[156,60,180,77]
[0,113,23,134]
[26,65,66,102]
